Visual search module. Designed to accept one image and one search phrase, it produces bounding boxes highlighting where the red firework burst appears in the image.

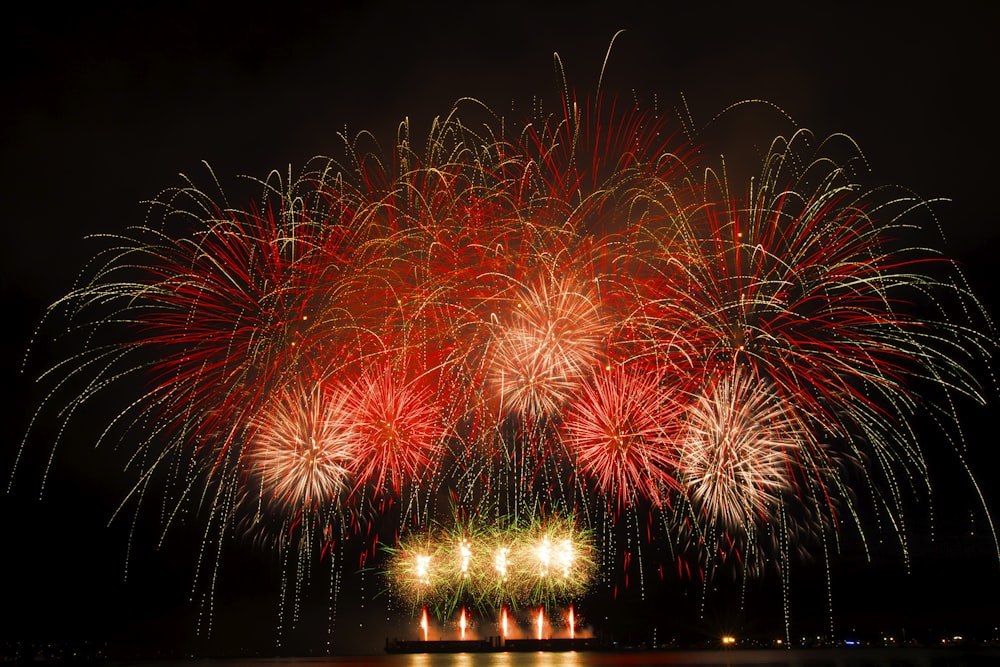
[342,361,447,498]
[136,193,338,463]
[488,273,608,420]
[642,130,968,446]
[560,365,683,507]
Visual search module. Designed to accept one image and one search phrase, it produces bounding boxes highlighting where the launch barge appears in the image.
[385,637,604,653]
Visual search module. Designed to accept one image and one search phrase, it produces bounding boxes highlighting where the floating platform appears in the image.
[385,637,604,653]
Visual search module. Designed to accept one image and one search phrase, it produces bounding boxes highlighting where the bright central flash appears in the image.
[415,554,431,585]
[459,539,472,577]
[495,547,509,580]
[556,538,573,578]
[535,536,574,578]
[536,537,552,576]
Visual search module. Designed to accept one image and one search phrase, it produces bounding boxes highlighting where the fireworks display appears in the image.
[14,53,997,646]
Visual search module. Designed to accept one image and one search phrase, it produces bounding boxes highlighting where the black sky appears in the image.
[2,0,999,658]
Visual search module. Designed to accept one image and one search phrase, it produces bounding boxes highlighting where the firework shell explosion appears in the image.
[14,57,997,635]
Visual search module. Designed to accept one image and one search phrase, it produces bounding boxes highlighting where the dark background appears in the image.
[2,0,999,658]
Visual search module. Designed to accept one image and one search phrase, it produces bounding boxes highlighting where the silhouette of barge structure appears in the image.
[385,636,605,653]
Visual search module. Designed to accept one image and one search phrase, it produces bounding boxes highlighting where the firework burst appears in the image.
[250,382,355,512]
[679,368,799,532]
[342,361,447,500]
[488,273,607,420]
[560,365,682,508]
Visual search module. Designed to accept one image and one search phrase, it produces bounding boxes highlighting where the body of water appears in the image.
[125,649,1000,667]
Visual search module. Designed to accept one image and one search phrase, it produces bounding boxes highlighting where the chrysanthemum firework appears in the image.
[560,365,683,508]
[341,360,447,499]
[679,368,799,532]
[250,381,355,512]
[487,273,608,420]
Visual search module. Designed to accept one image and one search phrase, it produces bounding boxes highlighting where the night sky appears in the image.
[2,1,999,658]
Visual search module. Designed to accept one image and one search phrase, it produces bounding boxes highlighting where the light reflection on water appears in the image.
[390,649,998,667]
[164,648,1000,667]
[406,653,589,667]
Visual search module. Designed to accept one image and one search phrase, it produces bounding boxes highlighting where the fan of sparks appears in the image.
[385,515,597,614]
[18,80,996,619]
